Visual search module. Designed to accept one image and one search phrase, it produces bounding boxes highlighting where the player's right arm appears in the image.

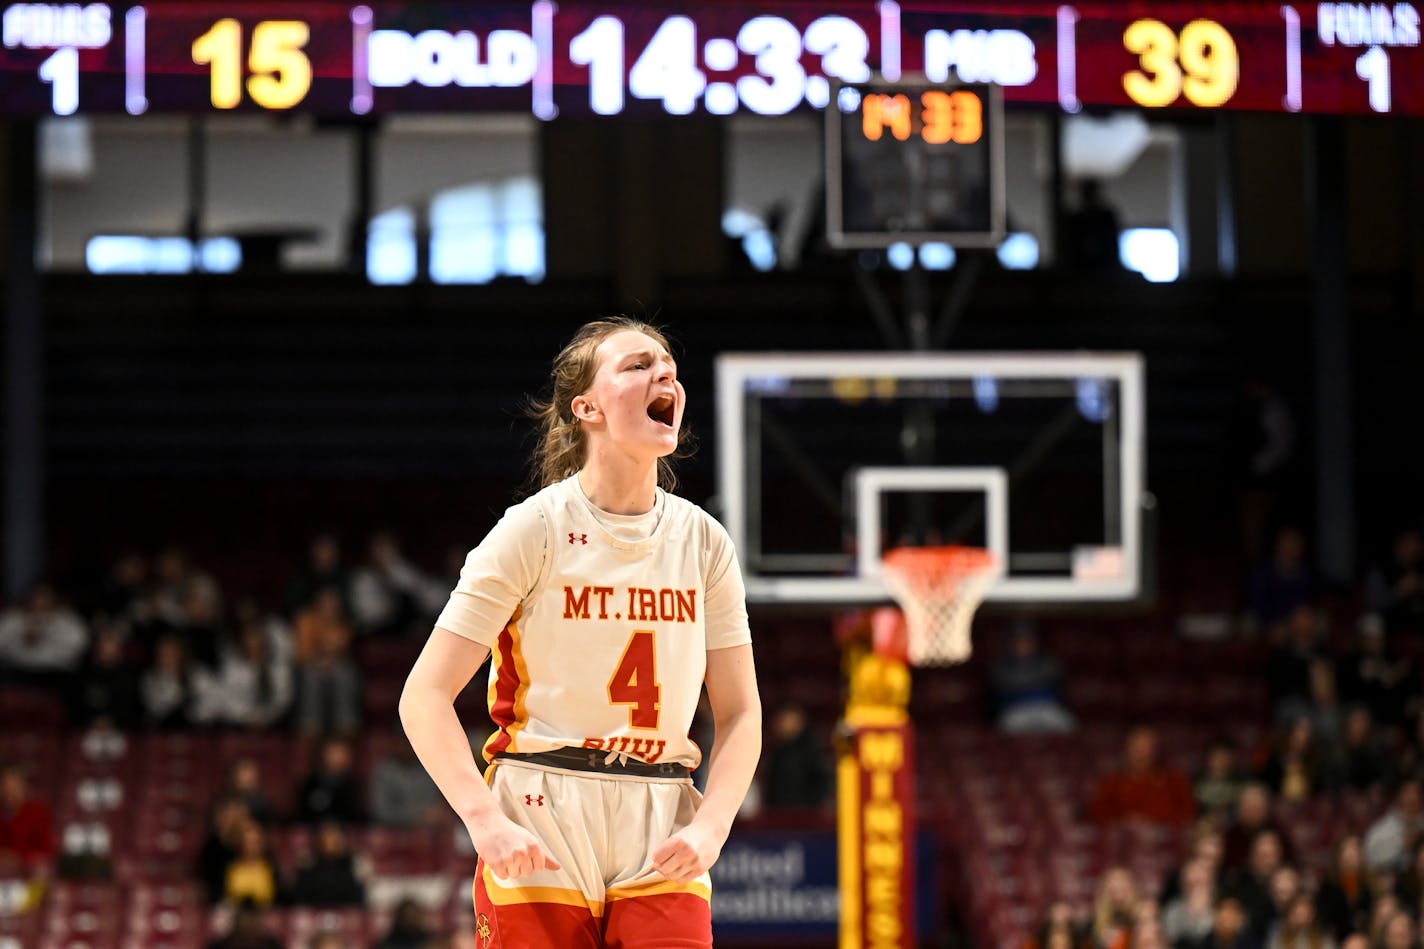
[399,501,558,881]
[399,627,560,879]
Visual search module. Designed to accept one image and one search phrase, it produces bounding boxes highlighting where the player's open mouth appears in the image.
[647,394,676,428]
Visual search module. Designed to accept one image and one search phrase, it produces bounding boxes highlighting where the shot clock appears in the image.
[825,79,1005,249]
[1,2,1420,118]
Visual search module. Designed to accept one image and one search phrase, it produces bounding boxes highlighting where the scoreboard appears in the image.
[0,2,1420,118]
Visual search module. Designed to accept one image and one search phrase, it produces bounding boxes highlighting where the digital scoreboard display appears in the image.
[827,79,1004,248]
[0,2,1420,118]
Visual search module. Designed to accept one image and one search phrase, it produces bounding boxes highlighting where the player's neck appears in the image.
[577,459,657,515]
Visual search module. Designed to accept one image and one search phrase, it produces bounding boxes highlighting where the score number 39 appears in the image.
[192,19,312,110]
[1123,18,1238,108]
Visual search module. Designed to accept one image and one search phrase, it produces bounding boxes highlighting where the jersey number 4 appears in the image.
[608,629,660,728]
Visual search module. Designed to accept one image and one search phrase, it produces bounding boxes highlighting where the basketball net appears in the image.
[879,545,1001,666]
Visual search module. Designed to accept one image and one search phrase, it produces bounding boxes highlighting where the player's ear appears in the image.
[571,394,600,422]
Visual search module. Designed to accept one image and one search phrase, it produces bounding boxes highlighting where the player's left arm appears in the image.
[652,642,761,883]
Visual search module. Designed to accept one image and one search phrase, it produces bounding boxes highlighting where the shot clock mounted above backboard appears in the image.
[824,77,1005,249]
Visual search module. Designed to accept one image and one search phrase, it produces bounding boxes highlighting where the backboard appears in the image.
[714,352,1146,604]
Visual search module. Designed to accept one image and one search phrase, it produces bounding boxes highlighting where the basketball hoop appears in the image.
[880,545,1001,666]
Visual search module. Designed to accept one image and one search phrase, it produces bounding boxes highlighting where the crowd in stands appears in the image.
[1015,524,1424,949]
[7,517,1423,948]
[0,530,836,948]
[0,533,485,948]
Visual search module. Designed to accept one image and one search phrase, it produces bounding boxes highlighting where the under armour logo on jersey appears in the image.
[568,532,588,545]
[524,794,545,807]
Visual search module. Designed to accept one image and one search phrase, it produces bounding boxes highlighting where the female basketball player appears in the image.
[399,318,761,948]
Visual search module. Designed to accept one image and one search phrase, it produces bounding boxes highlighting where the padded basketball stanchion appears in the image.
[837,614,916,949]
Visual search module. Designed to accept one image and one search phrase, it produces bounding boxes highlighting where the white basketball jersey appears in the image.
[436,475,751,770]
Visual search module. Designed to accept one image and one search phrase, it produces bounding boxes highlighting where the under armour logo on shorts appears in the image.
[524,794,545,806]
[568,532,588,545]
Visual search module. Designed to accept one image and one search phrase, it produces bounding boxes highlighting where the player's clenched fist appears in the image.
[468,815,561,881]
[651,822,723,884]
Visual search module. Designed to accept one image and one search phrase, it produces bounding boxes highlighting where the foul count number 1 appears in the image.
[192,18,312,110]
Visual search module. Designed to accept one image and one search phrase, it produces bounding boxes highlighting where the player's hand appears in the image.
[651,821,724,883]
[467,815,561,881]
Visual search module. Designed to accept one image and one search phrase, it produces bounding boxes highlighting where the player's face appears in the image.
[578,330,684,461]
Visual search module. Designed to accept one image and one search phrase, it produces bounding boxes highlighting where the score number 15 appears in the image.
[192,19,312,109]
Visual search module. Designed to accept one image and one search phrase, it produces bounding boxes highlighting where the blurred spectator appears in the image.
[1163,822,1227,906]
[232,597,294,664]
[1093,866,1140,949]
[1259,866,1303,942]
[1089,726,1196,825]
[1194,895,1259,949]
[1337,706,1393,793]
[1365,779,1424,875]
[1230,378,1297,563]
[762,704,832,809]
[224,758,277,827]
[206,904,282,949]
[373,896,435,949]
[287,821,366,907]
[369,732,444,829]
[1337,616,1412,728]
[1248,529,1313,634]
[0,584,89,683]
[1163,857,1218,948]
[293,586,361,737]
[1224,785,1295,871]
[1136,903,1169,949]
[1261,717,1333,803]
[1265,893,1334,949]
[1195,738,1248,821]
[289,534,348,615]
[151,547,194,622]
[198,618,294,729]
[141,633,199,729]
[1267,607,1323,714]
[307,935,344,949]
[349,532,435,637]
[1061,178,1121,272]
[1223,830,1287,938]
[223,820,279,908]
[1366,894,1403,948]
[1302,659,1346,748]
[0,762,55,878]
[1396,839,1424,918]
[1366,529,1424,635]
[94,552,146,621]
[66,618,141,729]
[177,571,228,671]
[991,622,1075,734]
[1026,901,1086,949]
[1378,912,1416,949]
[298,737,363,825]
[199,794,252,903]
[1316,835,1374,940]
